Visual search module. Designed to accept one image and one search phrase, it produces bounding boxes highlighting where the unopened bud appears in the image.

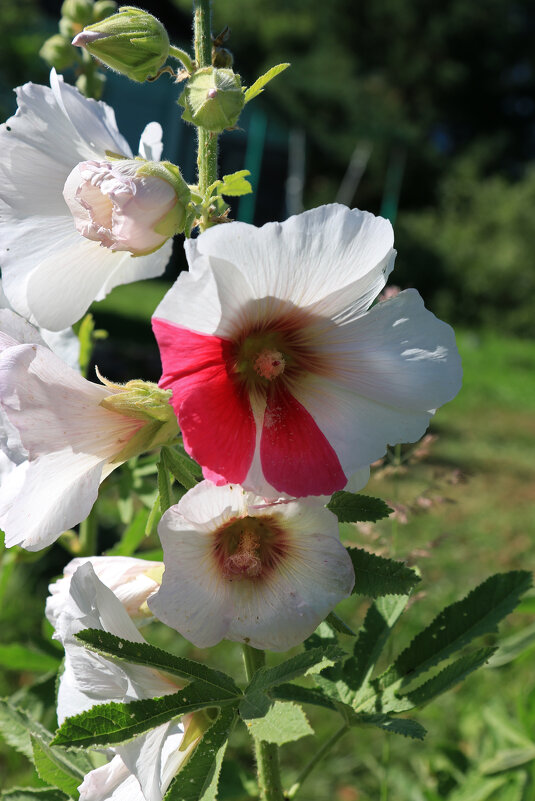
[61,0,94,26]
[59,17,80,39]
[179,67,245,132]
[40,34,76,71]
[63,157,190,254]
[72,6,169,82]
[92,0,118,21]
[75,71,106,99]
[212,46,233,69]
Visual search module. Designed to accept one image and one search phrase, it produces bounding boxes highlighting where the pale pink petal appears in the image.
[153,320,256,483]
[79,755,143,801]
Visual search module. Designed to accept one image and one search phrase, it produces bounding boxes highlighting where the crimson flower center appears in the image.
[213,515,288,582]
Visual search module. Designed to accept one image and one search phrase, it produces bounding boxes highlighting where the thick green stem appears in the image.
[193,0,218,227]
[287,724,349,799]
[242,645,285,801]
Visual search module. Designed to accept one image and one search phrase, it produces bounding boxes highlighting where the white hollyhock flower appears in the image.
[46,556,164,629]
[148,481,355,652]
[0,310,177,551]
[152,204,462,498]
[0,70,173,331]
[47,562,199,801]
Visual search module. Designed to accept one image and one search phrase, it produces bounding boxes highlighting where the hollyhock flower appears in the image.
[47,562,202,801]
[46,556,164,628]
[0,70,176,331]
[0,310,178,550]
[152,204,462,498]
[148,481,355,652]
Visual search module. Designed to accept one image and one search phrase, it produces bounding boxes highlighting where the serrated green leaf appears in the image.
[270,684,339,712]
[105,508,150,556]
[52,681,240,748]
[238,690,271,721]
[218,170,252,197]
[164,706,237,801]
[327,492,392,523]
[31,736,85,798]
[348,547,420,598]
[397,646,497,710]
[245,701,313,745]
[244,63,290,103]
[334,595,409,707]
[356,713,427,740]
[246,646,343,696]
[74,630,239,696]
[385,571,532,686]
[0,699,55,760]
[2,790,69,801]
[161,445,202,490]
[0,643,60,673]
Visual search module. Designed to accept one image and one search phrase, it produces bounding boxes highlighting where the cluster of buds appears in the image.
[40,0,118,97]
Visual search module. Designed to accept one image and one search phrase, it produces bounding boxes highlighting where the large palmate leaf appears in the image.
[246,702,313,745]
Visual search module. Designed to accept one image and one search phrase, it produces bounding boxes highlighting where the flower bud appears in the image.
[39,34,76,71]
[180,67,245,132]
[92,0,118,21]
[61,0,94,26]
[72,6,170,83]
[59,16,80,39]
[75,71,106,99]
[63,157,190,255]
[97,376,179,462]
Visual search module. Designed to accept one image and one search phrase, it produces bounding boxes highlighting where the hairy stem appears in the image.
[242,645,285,801]
[193,0,218,226]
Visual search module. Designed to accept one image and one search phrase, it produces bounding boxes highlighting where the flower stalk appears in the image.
[242,645,285,801]
[194,0,218,227]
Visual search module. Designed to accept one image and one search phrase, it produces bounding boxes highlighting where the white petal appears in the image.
[0,454,103,550]
[185,205,395,326]
[118,722,184,801]
[318,289,463,409]
[79,755,143,801]
[138,121,164,161]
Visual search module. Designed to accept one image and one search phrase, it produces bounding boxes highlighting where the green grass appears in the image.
[1,305,535,800]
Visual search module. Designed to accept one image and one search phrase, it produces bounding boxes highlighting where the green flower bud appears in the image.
[179,67,245,133]
[39,34,77,71]
[75,70,106,99]
[61,0,94,26]
[98,377,179,463]
[59,16,80,39]
[93,0,118,21]
[72,6,170,83]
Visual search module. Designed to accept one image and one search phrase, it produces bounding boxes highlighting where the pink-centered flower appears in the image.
[0,310,177,550]
[0,70,173,330]
[152,204,462,498]
[147,480,355,651]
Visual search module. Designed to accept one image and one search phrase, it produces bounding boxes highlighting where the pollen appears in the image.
[253,348,285,380]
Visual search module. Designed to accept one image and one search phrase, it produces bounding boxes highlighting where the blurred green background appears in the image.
[1,0,535,799]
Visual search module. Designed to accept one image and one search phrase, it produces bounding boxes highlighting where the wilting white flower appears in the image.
[46,556,164,628]
[0,70,173,330]
[0,310,178,550]
[148,481,355,652]
[47,562,200,801]
[152,204,462,498]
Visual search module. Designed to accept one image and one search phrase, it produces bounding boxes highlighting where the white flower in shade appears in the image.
[0,310,178,551]
[47,562,201,801]
[0,70,174,331]
[148,481,355,652]
[46,556,164,629]
[152,204,462,498]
